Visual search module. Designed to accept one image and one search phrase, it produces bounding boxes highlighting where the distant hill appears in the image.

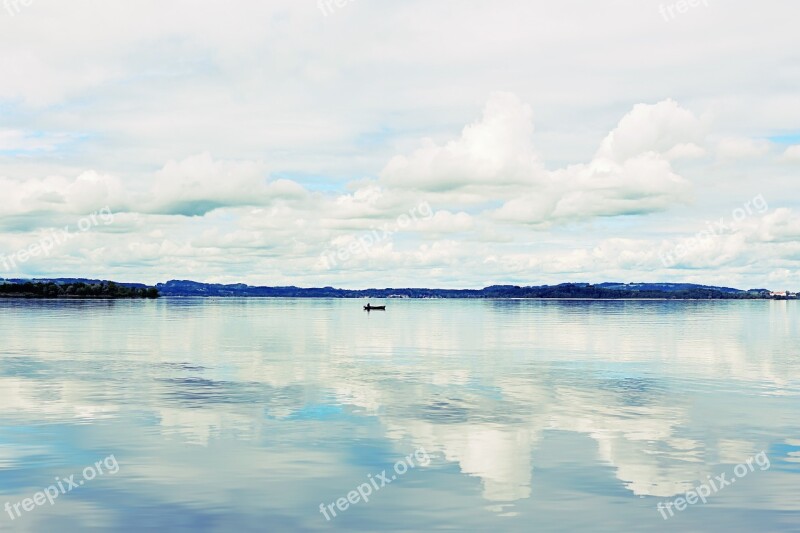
[0,278,783,299]
[155,280,774,299]
[596,282,745,294]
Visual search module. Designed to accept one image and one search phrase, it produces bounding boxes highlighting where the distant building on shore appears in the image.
[769,291,798,300]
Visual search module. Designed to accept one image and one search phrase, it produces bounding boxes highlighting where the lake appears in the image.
[1,298,798,532]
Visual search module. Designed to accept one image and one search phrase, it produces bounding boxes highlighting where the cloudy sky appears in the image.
[1,0,799,289]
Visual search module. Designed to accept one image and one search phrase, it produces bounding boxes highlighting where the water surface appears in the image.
[1,298,799,532]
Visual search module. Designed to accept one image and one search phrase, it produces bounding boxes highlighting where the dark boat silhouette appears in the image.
[363,303,386,311]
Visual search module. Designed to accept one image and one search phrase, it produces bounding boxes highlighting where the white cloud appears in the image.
[380,92,543,192]
[755,208,800,243]
[381,96,697,226]
[520,152,690,223]
[417,211,474,233]
[493,100,697,225]
[146,153,305,216]
[664,143,706,160]
[716,138,771,160]
[595,99,705,163]
[0,170,124,220]
[781,145,800,162]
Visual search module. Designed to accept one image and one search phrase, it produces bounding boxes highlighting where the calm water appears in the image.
[0,298,799,532]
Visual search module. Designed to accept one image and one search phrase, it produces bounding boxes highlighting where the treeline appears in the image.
[0,281,159,299]
[498,285,767,300]
[156,280,770,300]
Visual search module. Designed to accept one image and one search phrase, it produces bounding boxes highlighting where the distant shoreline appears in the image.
[2,278,797,301]
[152,281,793,300]
[2,295,794,303]
[0,295,155,300]
[0,281,159,299]
[158,296,792,301]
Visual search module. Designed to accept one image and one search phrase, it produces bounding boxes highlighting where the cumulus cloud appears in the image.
[716,138,771,160]
[781,145,800,162]
[381,92,544,192]
[6,93,771,286]
[146,153,305,216]
[496,99,697,225]
[380,95,697,226]
[595,99,705,162]
[416,211,474,233]
[0,170,125,221]
[495,153,691,225]
[755,208,800,243]
[664,143,706,160]
[0,153,308,223]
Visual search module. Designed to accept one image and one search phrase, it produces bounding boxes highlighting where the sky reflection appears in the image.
[0,299,798,531]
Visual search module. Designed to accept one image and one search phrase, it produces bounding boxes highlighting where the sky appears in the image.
[0,0,799,289]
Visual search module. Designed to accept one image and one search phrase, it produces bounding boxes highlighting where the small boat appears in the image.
[363,304,386,311]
